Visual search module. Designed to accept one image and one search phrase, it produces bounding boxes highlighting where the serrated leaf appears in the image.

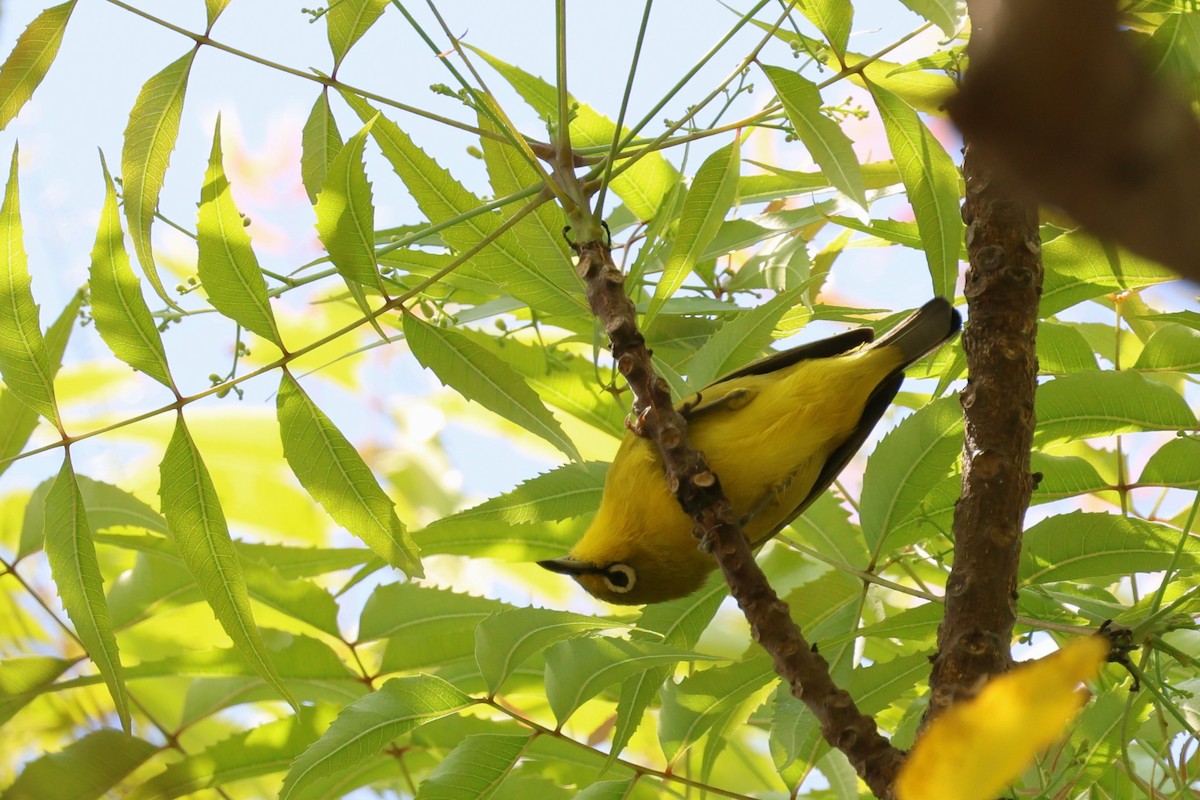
[1034,371,1196,446]
[414,516,586,561]
[1041,233,1176,315]
[659,656,775,760]
[326,0,388,68]
[197,116,282,346]
[42,457,131,730]
[786,490,870,567]
[797,0,852,54]
[88,155,174,388]
[860,395,963,552]
[467,47,679,221]
[0,146,58,424]
[1020,511,1199,585]
[0,0,77,133]
[1133,323,1200,372]
[544,636,719,724]
[868,82,961,298]
[159,415,296,709]
[130,707,336,800]
[1038,322,1100,374]
[3,729,156,800]
[277,371,422,577]
[281,675,473,799]
[302,91,344,204]
[428,461,607,531]
[23,476,164,558]
[684,287,805,387]
[342,94,585,317]
[897,0,963,37]
[315,116,382,292]
[121,51,195,307]
[0,289,79,480]
[404,315,580,461]
[358,584,503,674]
[414,733,531,800]
[648,140,741,323]
[1140,435,1200,489]
[0,656,71,726]
[739,160,901,204]
[476,607,616,692]
[764,65,866,209]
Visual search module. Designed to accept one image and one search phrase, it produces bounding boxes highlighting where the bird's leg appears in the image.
[681,387,756,420]
[739,471,796,527]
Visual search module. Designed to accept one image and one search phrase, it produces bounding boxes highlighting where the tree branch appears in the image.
[571,239,905,798]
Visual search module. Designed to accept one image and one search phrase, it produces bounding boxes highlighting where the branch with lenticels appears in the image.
[570,236,906,799]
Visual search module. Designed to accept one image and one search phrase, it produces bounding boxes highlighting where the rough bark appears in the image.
[925,144,1043,718]
[947,0,1200,283]
[572,239,905,798]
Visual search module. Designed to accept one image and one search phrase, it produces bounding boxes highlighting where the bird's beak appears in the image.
[537,557,595,575]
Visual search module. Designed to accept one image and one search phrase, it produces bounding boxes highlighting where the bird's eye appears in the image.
[604,564,636,593]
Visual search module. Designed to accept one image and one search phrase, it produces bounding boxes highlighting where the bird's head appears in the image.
[537,531,714,605]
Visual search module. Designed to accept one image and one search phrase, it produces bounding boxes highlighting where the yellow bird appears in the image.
[538,297,961,605]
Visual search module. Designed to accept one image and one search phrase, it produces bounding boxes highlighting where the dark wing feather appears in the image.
[764,371,905,541]
[703,328,875,390]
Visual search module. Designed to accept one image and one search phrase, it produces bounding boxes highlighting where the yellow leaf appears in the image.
[896,635,1110,800]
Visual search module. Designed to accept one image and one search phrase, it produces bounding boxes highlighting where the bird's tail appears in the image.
[871,297,962,367]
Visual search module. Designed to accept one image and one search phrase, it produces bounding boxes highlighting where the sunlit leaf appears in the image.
[357,583,504,670]
[159,415,297,710]
[764,65,866,209]
[1020,511,1198,585]
[121,51,196,307]
[1140,435,1200,489]
[3,729,156,800]
[1133,323,1200,372]
[475,607,616,693]
[659,656,775,760]
[427,461,607,531]
[868,82,962,298]
[897,0,963,37]
[0,146,58,425]
[315,115,383,293]
[649,140,741,323]
[1034,371,1196,446]
[301,91,344,204]
[326,0,388,68]
[197,116,282,346]
[404,314,580,461]
[1041,233,1176,315]
[414,733,531,800]
[0,656,71,726]
[280,675,472,799]
[0,0,77,133]
[88,155,174,389]
[685,286,805,387]
[277,371,422,577]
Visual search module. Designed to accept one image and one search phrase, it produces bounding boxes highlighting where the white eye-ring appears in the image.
[603,564,636,593]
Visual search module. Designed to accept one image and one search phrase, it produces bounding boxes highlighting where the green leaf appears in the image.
[277,371,422,577]
[130,707,336,800]
[797,0,851,54]
[301,91,344,204]
[1139,435,1200,489]
[1133,323,1200,372]
[88,156,174,388]
[1038,321,1100,374]
[427,461,608,531]
[413,516,586,561]
[0,289,79,480]
[860,395,963,551]
[326,0,388,68]
[544,637,719,724]
[205,0,232,28]
[897,0,962,37]
[1020,511,1198,585]
[739,160,901,204]
[42,457,131,730]
[280,675,473,799]
[659,656,775,760]
[159,415,296,709]
[121,51,196,307]
[1041,233,1176,315]
[467,47,679,221]
[867,82,961,298]
[1034,371,1197,446]
[414,733,532,800]
[197,116,282,346]
[0,1,77,133]
[0,146,58,425]
[342,94,585,317]
[1031,452,1110,500]
[764,65,866,209]
[786,490,870,567]
[476,607,616,693]
[649,140,741,324]
[357,583,504,668]
[2,729,156,800]
[22,476,165,558]
[685,287,805,387]
[0,656,71,726]
[403,315,580,460]
[315,116,382,292]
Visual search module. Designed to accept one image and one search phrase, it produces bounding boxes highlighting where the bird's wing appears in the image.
[705,328,875,388]
[764,370,905,541]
